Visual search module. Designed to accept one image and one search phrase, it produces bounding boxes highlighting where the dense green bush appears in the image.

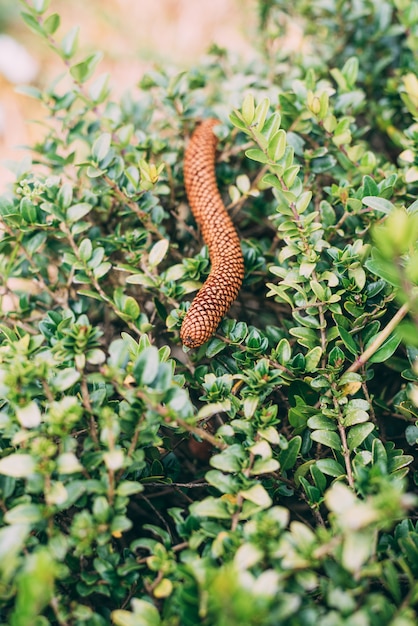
[0,0,417,624]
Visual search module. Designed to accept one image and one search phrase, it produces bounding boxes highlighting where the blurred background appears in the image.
[0,0,256,189]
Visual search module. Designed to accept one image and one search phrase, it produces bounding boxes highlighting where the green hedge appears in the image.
[0,0,417,624]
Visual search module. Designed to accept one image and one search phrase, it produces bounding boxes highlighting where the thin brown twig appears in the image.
[79,372,98,445]
[346,302,409,373]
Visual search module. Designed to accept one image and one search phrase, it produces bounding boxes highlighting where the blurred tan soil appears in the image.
[0,0,255,189]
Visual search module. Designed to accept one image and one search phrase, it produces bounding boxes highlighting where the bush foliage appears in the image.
[0,0,418,624]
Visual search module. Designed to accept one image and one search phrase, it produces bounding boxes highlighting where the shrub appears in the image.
[0,0,417,624]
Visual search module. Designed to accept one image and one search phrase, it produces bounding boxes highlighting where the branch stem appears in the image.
[346,302,409,373]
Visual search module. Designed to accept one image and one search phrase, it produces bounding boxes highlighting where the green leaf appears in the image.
[407,199,418,215]
[389,454,413,473]
[57,182,73,210]
[0,524,30,580]
[197,400,231,420]
[362,196,395,214]
[262,172,283,189]
[275,338,292,364]
[32,0,51,13]
[292,311,320,329]
[25,231,47,255]
[210,444,244,473]
[77,289,103,301]
[263,111,281,139]
[254,97,270,131]
[338,372,363,386]
[307,415,338,430]
[126,273,155,287]
[259,426,281,445]
[249,439,274,460]
[267,129,287,161]
[206,470,238,494]
[315,458,345,477]
[229,109,247,132]
[278,436,302,471]
[283,164,300,188]
[344,408,369,426]
[348,264,366,290]
[342,530,374,573]
[306,346,323,371]
[0,454,36,477]
[240,484,272,508]
[112,598,161,626]
[67,202,92,223]
[245,148,268,163]
[61,26,79,59]
[111,515,132,534]
[149,239,169,267]
[16,401,41,428]
[70,52,103,83]
[296,191,312,214]
[21,12,45,36]
[73,168,100,195]
[365,252,400,286]
[15,85,43,100]
[367,333,401,364]
[117,481,144,496]
[79,238,93,262]
[57,453,83,474]
[250,457,280,475]
[4,503,43,525]
[310,430,341,451]
[89,73,110,103]
[205,338,226,357]
[241,396,258,419]
[123,296,140,319]
[20,197,37,223]
[167,388,190,414]
[241,93,255,125]
[190,496,232,519]
[311,154,337,173]
[52,368,80,392]
[405,425,418,446]
[234,543,263,569]
[93,262,111,279]
[347,423,374,450]
[338,326,358,356]
[310,464,326,492]
[342,56,359,88]
[330,67,347,91]
[92,132,112,163]
[133,346,160,386]
[362,175,379,197]
[43,12,60,34]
